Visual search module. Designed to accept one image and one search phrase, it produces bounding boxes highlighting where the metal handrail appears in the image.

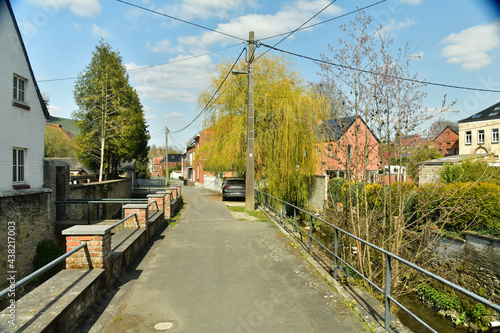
[55,199,148,224]
[147,200,159,212]
[0,242,87,300]
[256,190,500,332]
[108,213,138,231]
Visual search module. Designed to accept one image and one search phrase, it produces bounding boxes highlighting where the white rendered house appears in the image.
[0,0,50,192]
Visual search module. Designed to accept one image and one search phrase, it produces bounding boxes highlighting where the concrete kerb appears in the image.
[257,204,411,333]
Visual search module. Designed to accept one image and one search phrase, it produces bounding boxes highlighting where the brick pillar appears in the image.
[174,185,181,197]
[166,187,178,200]
[147,194,165,212]
[123,204,149,228]
[62,225,112,269]
[156,191,172,218]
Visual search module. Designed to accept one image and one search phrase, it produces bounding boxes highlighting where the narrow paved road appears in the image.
[88,186,368,332]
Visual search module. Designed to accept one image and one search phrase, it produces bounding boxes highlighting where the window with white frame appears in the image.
[478,130,485,144]
[13,75,27,102]
[465,131,471,145]
[493,128,499,143]
[12,148,26,183]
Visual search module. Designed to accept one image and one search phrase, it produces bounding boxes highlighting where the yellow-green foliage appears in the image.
[416,182,500,235]
[198,54,328,207]
[441,159,500,185]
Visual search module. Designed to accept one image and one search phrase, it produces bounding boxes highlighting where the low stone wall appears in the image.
[432,232,500,304]
[0,204,166,332]
[62,179,132,221]
[0,188,53,288]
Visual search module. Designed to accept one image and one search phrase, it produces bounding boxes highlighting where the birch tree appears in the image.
[317,11,456,293]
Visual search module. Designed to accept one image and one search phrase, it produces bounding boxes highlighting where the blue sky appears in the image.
[11,0,500,149]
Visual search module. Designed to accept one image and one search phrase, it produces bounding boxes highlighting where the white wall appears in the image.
[204,175,223,193]
[0,0,47,191]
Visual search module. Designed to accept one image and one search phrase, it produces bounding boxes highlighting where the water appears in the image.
[397,294,469,333]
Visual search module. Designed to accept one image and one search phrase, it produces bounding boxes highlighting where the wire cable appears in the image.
[259,0,387,41]
[37,44,243,83]
[254,0,338,62]
[116,0,246,42]
[170,47,247,134]
[260,43,500,93]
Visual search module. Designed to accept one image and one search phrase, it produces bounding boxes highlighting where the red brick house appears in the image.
[150,157,164,177]
[317,116,379,182]
[434,125,459,156]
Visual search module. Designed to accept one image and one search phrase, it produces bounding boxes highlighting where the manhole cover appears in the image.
[154,321,174,330]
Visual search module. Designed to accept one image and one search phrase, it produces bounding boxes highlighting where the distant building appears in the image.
[434,125,459,156]
[317,116,379,182]
[458,101,500,163]
[150,157,164,177]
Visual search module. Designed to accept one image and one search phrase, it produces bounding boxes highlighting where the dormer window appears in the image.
[13,75,26,102]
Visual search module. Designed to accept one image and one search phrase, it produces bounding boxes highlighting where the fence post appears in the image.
[334,229,338,280]
[385,255,392,331]
[87,202,91,224]
[282,203,285,226]
[309,215,313,254]
[293,207,296,232]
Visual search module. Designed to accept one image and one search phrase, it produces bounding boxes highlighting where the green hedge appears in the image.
[327,179,500,236]
[416,182,500,235]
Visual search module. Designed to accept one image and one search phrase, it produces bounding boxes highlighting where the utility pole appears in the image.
[165,126,168,182]
[246,31,255,210]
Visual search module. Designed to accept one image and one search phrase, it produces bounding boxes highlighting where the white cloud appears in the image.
[441,21,500,71]
[159,0,258,20]
[400,0,422,5]
[28,0,101,18]
[146,39,172,53]
[92,24,111,38]
[382,18,416,33]
[47,104,64,116]
[126,54,212,104]
[409,51,424,60]
[171,0,342,53]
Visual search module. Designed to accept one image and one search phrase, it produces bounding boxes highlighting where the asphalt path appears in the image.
[87,186,368,332]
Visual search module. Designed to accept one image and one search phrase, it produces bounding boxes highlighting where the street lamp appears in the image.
[232,31,255,210]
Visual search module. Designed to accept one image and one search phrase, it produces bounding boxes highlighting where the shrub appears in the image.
[328,178,345,206]
[415,182,500,236]
[33,239,65,273]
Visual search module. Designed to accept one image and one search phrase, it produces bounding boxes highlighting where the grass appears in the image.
[226,205,269,222]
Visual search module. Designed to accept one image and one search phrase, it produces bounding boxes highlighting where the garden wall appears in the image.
[432,232,500,304]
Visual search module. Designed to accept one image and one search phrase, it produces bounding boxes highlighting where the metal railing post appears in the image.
[282,203,285,226]
[293,207,296,232]
[309,215,313,254]
[385,255,392,332]
[274,198,277,218]
[87,202,91,224]
[334,229,338,280]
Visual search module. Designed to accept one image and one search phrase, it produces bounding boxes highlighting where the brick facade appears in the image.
[434,126,459,156]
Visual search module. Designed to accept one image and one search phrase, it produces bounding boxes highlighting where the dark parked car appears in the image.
[222,178,246,201]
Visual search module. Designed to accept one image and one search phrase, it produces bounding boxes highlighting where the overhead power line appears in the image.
[255,0,338,61]
[170,47,247,134]
[38,44,243,83]
[259,0,387,41]
[260,43,500,93]
[116,0,246,42]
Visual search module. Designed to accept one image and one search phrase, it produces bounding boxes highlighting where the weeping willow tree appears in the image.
[198,54,328,207]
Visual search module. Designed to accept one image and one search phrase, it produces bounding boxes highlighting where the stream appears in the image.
[397,294,469,333]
